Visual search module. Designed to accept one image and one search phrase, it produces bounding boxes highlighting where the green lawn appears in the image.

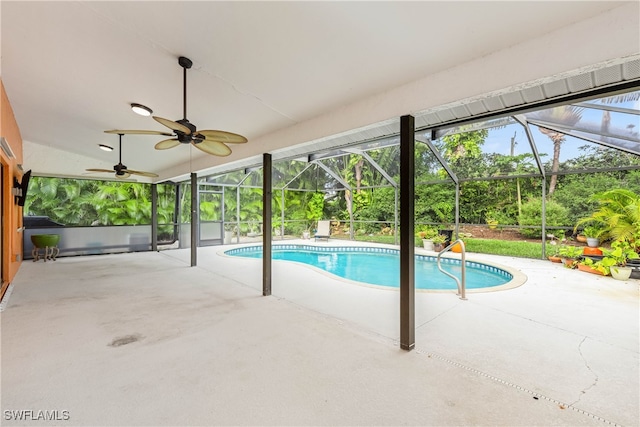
[332,234,550,259]
[464,238,546,259]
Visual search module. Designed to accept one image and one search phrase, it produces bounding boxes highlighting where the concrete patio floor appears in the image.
[1,240,638,426]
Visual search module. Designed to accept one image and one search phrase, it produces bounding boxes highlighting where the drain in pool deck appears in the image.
[109,334,143,347]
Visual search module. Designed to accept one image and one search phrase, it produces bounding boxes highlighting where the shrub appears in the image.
[487,209,515,226]
[416,225,439,240]
[519,198,569,238]
[575,189,640,247]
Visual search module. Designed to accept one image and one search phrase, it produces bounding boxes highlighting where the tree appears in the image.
[519,197,570,238]
[530,106,584,195]
[440,129,488,179]
[25,177,176,227]
[597,92,640,147]
[304,192,325,230]
[442,130,485,160]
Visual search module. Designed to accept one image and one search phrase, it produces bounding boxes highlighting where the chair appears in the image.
[314,220,331,241]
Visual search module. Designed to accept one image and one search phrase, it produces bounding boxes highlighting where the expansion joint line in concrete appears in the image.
[414,348,621,427]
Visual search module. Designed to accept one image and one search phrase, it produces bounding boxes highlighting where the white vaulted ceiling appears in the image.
[1,1,639,183]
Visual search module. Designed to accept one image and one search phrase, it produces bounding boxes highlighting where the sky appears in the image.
[482,94,640,165]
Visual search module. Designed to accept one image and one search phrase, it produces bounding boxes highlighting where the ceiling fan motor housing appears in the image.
[114,163,128,175]
[176,119,197,143]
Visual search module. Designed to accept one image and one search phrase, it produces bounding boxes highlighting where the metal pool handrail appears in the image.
[437,239,467,300]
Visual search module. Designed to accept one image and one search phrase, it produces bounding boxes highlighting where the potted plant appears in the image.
[577,257,606,275]
[583,246,603,257]
[575,189,639,248]
[417,226,439,251]
[30,233,61,261]
[223,225,236,244]
[547,243,562,263]
[485,211,499,230]
[602,239,639,281]
[558,245,583,269]
[582,225,604,248]
[432,234,447,252]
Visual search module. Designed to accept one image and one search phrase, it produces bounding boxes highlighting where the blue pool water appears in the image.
[226,245,512,290]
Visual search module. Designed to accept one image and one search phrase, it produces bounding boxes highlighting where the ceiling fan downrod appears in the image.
[118,133,123,165]
[116,133,127,175]
[179,56,192,121]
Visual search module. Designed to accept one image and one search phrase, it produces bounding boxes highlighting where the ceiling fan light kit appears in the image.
[104,56,247,160]
[98,144,114,152]
[130,103,153,116]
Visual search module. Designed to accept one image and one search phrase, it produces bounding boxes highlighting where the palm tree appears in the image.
[598,91,640,143]
[530,105,584,195]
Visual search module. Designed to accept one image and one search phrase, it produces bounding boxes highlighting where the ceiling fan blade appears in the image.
[104,129,173,136]
[85,168,114,173]
[155,138,180,150]
[193,140,232,156]
[127,169,159,178]
[198,130,248,144]
[153,116,192,135]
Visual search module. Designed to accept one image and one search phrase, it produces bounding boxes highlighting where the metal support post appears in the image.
[174,183,181,248]
[394,187,399,246]
[263,153,272,296]
[236,186,241,244]
[399,115,415,351]
[190,173,198,267]
[541,176,547,258]
[455,182,460,239]
[281,188,285,240]
[151,184,158,252]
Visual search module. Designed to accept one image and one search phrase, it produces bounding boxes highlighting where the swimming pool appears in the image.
[225,245,514,290]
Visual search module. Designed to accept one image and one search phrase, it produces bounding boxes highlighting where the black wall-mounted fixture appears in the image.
[13,169,31,206]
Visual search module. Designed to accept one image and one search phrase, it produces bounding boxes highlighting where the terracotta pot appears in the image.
[583,247,603,256]
[548,256,562,263]
[577,263,604,275]
[576,235,587,243]
[562,258,578,269]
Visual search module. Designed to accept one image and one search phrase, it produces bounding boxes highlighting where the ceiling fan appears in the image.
[105,56,247,156]
[86,134,159,179]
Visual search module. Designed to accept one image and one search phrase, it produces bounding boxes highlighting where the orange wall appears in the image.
[1,79,24,298]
